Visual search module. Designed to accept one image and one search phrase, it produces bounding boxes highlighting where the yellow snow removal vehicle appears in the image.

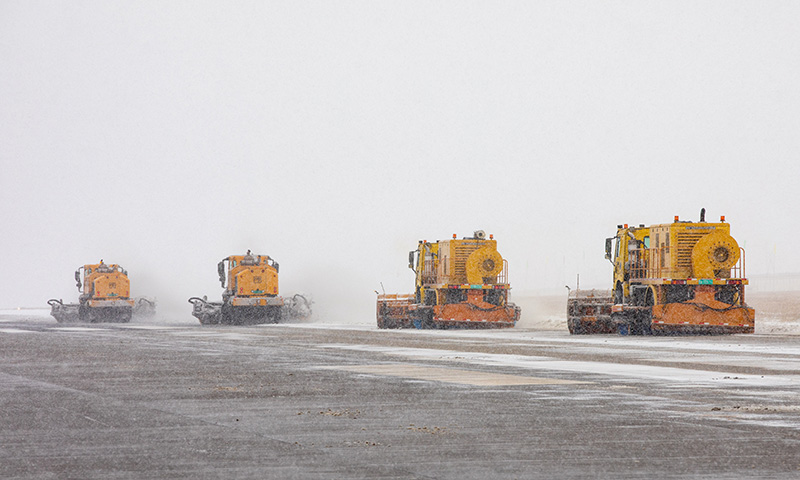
[188,250,310,325]
[568,209,754,335]
[377,230,521,329]
[48,260,134,323]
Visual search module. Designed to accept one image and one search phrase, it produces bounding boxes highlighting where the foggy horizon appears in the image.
[2,2,799,322]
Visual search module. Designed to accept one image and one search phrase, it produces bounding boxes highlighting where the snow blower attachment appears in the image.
[568,209,754,335]
[188,251,311,325]
[377,230,521,329]
[133,297,157,318]
[48,261,134,323]
[567,289,614,334]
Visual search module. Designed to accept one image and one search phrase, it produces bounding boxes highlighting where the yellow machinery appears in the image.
[377,230,520,329]
[48,261,135,323]
[189,251,310,325]
[568,209,754,335]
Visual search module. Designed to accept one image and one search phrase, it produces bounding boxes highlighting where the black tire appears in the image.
[78,305,90,322]
[422,310,436,329]
[614,283,624,304]
[411,308,435,329]
[631,290,654,335]
[220,305,235,325]
[568,318,583,334]
[377,303,390,329]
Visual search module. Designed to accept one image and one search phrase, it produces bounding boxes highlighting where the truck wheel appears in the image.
[614,284,624,304]
[568,318,583,334]
[377,314,390,329]
[636,290,654,335]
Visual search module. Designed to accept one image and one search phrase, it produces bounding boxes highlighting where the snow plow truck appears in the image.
[188,250,310,325]
[377,230,521,329]
[568,209,754,335]
[48,260,134,323]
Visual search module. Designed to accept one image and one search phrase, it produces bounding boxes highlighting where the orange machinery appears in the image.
[568,209,754,335]
[377,230,520,329]
[189,251,310,325]
[48,260,134,323]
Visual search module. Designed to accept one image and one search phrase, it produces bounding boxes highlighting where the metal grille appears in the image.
[630,245,746,281]
[422,257,437,284]
[452,243,478,283]
[675,232,706,269]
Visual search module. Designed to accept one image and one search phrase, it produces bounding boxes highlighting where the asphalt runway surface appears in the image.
[2,313,800,479]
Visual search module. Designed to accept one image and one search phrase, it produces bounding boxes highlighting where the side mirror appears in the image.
[217,261,226,288]
[74,270,82,290]
[604,238,613,260]
[408,251,416,271]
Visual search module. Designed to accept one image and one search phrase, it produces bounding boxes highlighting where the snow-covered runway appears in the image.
[2,312,800,478]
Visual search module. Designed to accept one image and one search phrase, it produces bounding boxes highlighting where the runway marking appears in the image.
[49,327,101,332]
[116,325,187,330]
[168,331,267,340]
[421,330,800,356]
[0,328,36,334]
[318,364,587,386]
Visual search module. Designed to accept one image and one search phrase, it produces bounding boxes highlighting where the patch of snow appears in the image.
[319,344,800,389]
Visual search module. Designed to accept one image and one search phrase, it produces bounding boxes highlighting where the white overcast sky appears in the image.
[1,1,799,319]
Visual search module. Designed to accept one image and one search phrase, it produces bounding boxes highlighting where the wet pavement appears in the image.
[2,314,800,479]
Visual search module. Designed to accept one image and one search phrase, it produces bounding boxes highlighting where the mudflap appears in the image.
[651,302,755,334]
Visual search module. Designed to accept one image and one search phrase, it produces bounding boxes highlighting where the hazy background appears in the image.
[2,1,799,322]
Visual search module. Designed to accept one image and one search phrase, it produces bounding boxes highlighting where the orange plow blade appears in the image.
[651,288,754,335]
[434,302,520,328]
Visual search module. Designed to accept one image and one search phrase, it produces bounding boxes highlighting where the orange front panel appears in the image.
[92,273,130,299]
[234,267,279,296]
